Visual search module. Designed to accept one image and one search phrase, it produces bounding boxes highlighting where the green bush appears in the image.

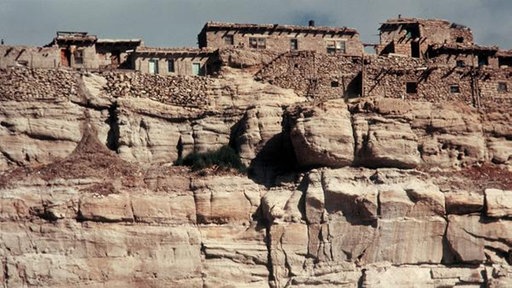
[175,145,246,173]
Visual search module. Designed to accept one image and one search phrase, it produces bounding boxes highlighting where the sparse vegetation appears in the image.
[175,145,246,173]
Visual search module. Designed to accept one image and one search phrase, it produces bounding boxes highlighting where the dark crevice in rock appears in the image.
[106,102,120,151]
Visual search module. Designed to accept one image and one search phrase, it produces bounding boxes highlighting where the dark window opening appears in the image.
[450,85,460,93]
[499,57,512,67]
[478,55,489,67]
[411,41,420,58]
[456,37,464,43]
[498,82,508,93]
[406,82,418,94]
[290,38,298,50]
[224,35,234,45]
[294,63,299,68]
[249,37,266,49]
[331,81,339,87]
[168,59,175,73]
[405,26,420,39]
[456,60,465,67]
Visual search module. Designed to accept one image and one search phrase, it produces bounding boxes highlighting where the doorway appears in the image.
[148,59,159,74]
[60,49,71,67]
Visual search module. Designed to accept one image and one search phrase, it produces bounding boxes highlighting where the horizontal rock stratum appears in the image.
[1,65,512,287]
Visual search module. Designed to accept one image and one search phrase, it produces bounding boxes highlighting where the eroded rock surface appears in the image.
[2,66,512,287]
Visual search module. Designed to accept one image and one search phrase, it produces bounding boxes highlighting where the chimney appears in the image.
[308,20,315,27]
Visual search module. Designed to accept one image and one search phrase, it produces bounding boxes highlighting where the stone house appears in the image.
[131,47,219,76]
[47,31,141,69]
[198,21,363,56]
[377,18,473,59]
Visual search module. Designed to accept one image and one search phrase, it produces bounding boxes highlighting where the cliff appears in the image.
[1,65,512,288]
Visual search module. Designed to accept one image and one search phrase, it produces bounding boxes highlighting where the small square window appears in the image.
[406,82,418,94]
[249,37,266,49]
[456,37,464,43]
[290,38,298,50]
[498,82,508,93]
[456,60,465,67]
[224,35,234,45]
[450,85,460,93]
[331,81,339,87]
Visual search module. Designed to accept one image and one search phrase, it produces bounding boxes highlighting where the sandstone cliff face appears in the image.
[1,66,512,287]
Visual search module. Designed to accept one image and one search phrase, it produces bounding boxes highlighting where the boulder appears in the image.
[289,100,355,168]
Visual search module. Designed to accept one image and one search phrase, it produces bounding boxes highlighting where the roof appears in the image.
[380,17,469,30]
[135,46,216,56]
[429,43,499,54]
[96,39,142,45]
[55,31,97,42]
[199,21,359,35]
[497,50,512,57]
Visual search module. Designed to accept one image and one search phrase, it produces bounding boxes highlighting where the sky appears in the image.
[0,0,511,50]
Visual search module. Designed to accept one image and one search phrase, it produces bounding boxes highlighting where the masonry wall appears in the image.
[363,55,512,110]
[256,51,362,101]
[364,56,475,104]
[134,55,214,76]
[0,67,79,101]
[204,30,363,56]
[102,71,214,107]
[0,46,60,69]
[95,47,132,69]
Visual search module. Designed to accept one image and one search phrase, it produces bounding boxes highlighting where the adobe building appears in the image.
[47,31,141,69]
[132,47,219,76]
[377,17,474,59]
[198,21,363,56]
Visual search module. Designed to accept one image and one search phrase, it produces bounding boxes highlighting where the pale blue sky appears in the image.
[1,0,511,49]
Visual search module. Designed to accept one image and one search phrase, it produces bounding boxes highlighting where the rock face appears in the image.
[2,65,512,287]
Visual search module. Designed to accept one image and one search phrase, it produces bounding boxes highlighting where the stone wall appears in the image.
[201,25,363,56]
[363,55,512,110]
[256,51,362,101]
[101,71,215,108]
[0,45,60,69]
[0,67,79,101]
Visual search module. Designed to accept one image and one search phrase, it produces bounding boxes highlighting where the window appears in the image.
[148,59,159,74]
[450,85,460,93]
[290,38,298,50]
[249,37,266,49]
[224,35,234,45]
[192,63,202,76]
[331,81,339,87]
[456,60,465,68]
[498,82,508,93]
[456,37,464,43]
[478,55,489,67]
[406,82,418,94]
[167,59,175,73]
[326,40,346,54]
[74,49,84,65]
